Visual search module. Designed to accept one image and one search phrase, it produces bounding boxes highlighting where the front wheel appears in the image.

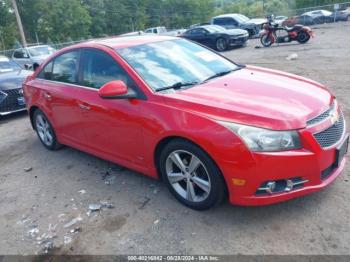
[159,139,226,210]
[297,31,310,44]
[215,38,227,52]
[34,109,61,150]
[260,34,273,47]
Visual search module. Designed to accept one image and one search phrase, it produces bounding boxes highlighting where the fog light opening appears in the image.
[265,181,276,194]
[256,177,309,195]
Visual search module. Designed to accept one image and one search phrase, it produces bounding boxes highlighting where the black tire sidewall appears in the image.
[159,139,226,210]
[33,109,60,150]
[297,31,310,44]
[261,35,272,47]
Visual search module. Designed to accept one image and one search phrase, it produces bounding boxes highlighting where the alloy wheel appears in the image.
[35,114,54,147]
[165,150,211,202]
[216,38,227,52]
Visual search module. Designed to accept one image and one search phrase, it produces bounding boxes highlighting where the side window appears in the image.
[52,51,79,84]
[213,18,224,26]
[37,61,53,80]
[191,28,205,35]
[231,19,239,26]
[13,49,24,58]
[81,49,133,90]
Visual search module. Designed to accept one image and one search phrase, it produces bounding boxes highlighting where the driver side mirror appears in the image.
[98,80,137,99]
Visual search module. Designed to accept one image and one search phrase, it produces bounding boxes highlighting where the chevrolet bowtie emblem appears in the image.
[330,109,340,124]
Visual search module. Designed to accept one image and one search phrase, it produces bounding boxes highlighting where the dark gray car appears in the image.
[181,25,249,51]
[0,56,32,116]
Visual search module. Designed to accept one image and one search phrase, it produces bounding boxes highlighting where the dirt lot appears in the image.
[1,21,350,256]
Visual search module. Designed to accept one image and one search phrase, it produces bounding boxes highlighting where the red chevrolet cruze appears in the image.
[23,36,348,210]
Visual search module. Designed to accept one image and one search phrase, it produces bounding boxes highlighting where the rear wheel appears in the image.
[34,109,61,150]
[215,38,227,52]
[260,34,273,47]
[159,139,226,210]
[297,31,310,44]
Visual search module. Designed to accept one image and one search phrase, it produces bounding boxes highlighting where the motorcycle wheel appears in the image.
[260,34,273,47]
[297,31,310,44]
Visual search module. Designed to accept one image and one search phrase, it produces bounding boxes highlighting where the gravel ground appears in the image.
[0,21,349,256]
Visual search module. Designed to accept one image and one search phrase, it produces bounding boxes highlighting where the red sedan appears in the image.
[23,36,348,210]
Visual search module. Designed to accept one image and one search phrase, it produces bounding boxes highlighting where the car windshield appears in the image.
[117,39,239,91]
[28,46,54,57]
[322,10,332,15]
[235,14,250,23]
[0,58,22,73]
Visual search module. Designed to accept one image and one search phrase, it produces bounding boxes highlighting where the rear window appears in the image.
[213,18,237,26]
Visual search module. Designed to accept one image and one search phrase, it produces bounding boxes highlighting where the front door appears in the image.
[76,48,144,165]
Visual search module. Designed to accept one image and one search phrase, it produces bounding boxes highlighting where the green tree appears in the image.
[0,0,17,50]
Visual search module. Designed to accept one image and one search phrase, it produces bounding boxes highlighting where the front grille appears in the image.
[313,113,345,148]
[0,88,25,113]
[307,102,336,126]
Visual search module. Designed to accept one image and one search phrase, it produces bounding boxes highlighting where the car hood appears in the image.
[0,70,32,91]
[226,29,249,35]
[246,18,267,25]
[162,66,332,130]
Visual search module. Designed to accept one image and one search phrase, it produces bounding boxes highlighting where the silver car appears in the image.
[11,45,56,70]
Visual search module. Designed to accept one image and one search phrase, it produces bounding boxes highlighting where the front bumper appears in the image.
[226,145,347,206]
[0,88,26,116]
[218,114,348,206]
[229,36,249,46]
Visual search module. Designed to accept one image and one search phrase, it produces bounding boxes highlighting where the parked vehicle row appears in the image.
[284,8,350,26]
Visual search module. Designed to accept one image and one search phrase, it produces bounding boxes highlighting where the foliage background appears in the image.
[0,0,349,50]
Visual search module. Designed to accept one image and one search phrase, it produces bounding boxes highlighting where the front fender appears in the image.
[141,99,255,183]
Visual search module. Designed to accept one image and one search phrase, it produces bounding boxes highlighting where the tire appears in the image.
[215,38,227,52]
[297,31,310,44]
[33,109,61,150]
[159,139,226,210]
[260,34,273,47]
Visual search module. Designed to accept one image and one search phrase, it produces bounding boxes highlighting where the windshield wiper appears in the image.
[156,81,199,92]
[202,69,236,83]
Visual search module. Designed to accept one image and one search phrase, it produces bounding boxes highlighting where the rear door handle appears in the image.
[78,103,91,110]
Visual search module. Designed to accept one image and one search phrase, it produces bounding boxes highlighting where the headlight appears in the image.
[217,121,301,152]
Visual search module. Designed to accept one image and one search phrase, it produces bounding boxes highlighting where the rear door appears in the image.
[35,50,86,146]
[76,48,144,165]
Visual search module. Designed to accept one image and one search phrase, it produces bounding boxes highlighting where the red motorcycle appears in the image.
[260,15,314,47]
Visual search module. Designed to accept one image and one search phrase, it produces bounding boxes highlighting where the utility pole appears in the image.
[11,0,27,47]
[262,0,265,15]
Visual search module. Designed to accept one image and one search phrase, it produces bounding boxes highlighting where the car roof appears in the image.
[213,13,240,19]
[75,35,177,50]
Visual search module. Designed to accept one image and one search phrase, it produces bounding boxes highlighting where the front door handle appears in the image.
[78,103,91,110]
[44,92,52,100]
